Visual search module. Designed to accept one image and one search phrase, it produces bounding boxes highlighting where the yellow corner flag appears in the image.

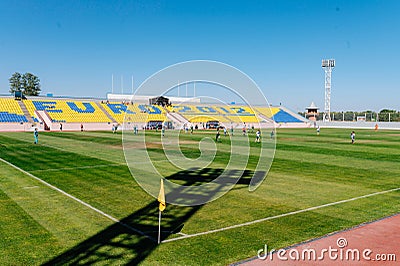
[158,179,166,212]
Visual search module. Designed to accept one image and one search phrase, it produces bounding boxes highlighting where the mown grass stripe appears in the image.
[0,156,155,242]
[277,143,400,162]
[162,187,400,243]
[0,128,398,265]
[29,163,122,173]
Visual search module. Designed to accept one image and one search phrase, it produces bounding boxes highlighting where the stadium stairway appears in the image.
[257,113,276,124]
[96,102,117,124]
[18,100,34,123]
[167,112,189,125]
[35,110,53,130]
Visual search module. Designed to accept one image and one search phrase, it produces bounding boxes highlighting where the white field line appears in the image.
[0,157,156,242]
[35,142,204,168]
[162,187,400,243]
[40,143,127,166]
[144,230,187,236]
[30,163,122,173]
[28,157,198,173]
[22,186,39,189]
[16,138,224,172]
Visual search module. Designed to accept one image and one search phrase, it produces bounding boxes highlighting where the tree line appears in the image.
[9,72,41,96]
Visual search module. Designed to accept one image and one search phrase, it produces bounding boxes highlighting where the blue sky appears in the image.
[0,0,399,111]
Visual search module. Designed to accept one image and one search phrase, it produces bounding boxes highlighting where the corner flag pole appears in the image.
[158,209,162,244]
[157,179,166,244]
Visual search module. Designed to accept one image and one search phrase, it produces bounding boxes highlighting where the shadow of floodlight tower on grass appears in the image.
[44,167,256,265]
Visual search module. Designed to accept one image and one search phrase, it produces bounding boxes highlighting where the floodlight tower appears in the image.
[321,59,335,121]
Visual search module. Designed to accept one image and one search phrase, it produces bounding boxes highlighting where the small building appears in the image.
[149,96,170,107]
[306,102,319,121]
[14,91,23,101]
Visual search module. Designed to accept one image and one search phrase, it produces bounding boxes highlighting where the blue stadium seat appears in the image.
[138,104,162,114]
[106,103,135,114]
[0,112,28,123]
[67,102,95,113]
[196,106,217,113]
[272,110,302,123]
[218,107,231,114]
[172,105,191,112]
[229,107,253,116]
[33,101,63,113]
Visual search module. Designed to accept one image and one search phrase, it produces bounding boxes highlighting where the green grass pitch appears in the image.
[0,128,399,265]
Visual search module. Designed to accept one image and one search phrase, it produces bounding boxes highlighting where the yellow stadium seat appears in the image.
[23,100,111,123]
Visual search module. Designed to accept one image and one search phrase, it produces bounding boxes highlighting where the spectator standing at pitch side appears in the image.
[33,128,39,144]
[216,128,221,142]
[350,131,355,144]
[255,129,261,142]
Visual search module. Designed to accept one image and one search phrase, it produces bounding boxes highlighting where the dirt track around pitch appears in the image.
[238,213,399,265]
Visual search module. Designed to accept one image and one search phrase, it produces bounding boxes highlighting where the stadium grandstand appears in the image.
[0,94,309,132]
[0,98,29,123]
[103,102,167,124]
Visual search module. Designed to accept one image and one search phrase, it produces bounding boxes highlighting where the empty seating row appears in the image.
[255,107,302,122]
[0,98,28,122]
[254,107,281,118]
[0,112,28,123]
[166,104,261,124]
[103,102,167,123]
[0,97,305,125]
[271,110,303,123]
[166,105,256,115]
[24,100,111,123]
